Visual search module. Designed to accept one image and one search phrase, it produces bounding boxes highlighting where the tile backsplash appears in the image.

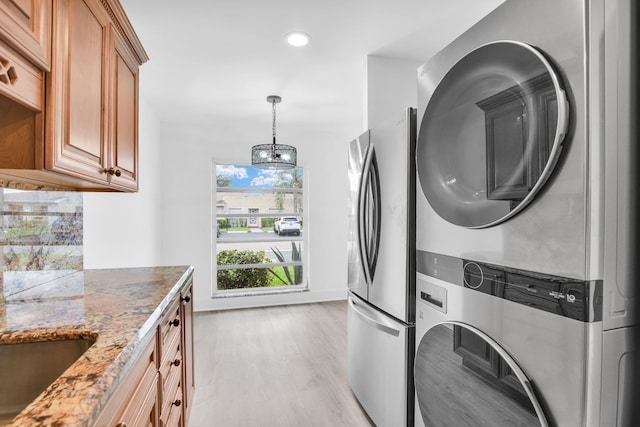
[0,189,83,301]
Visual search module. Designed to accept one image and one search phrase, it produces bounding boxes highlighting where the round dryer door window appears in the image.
[417,41,569,228]
[415,323,549,426]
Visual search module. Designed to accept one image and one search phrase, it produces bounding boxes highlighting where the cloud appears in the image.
[216,165,248,179]
[250,170,279,187]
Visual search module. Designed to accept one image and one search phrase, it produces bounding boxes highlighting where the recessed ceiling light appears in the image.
[286,32,311,47]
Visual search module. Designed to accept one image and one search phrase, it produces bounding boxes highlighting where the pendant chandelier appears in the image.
[251,95,297,170]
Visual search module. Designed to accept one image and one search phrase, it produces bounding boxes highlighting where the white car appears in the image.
[274,217,301,236]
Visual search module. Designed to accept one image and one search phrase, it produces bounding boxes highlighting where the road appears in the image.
[217,230,303,241]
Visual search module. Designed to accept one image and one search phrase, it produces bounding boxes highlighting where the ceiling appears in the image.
[120,0,504,144]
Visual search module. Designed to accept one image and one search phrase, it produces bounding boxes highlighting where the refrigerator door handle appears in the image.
[357,143,381,286]
[348,296,400,337]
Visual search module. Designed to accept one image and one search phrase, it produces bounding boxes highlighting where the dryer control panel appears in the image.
[417,250,603,322]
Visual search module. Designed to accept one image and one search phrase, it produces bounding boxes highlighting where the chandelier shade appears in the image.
[251,143,297,169]
[251,95,297,170]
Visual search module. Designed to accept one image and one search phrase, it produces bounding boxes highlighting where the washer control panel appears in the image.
[417,250,602,322]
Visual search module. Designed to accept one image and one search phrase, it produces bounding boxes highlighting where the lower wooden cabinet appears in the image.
[181,283,195,426]
[94,335,159,427]
[95,280,194,427]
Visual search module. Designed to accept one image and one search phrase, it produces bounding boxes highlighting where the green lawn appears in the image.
[267,266,302,286]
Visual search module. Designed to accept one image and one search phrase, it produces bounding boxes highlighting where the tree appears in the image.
[217,175,232,187]
[273,168,303,213]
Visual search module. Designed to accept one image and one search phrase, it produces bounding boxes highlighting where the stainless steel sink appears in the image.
[0,338,95,425]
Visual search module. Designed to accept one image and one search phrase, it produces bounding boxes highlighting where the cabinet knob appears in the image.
[172,358,181,367]
[170,318,180,327]
[106,167,122,177]
[173,399,182,407]
[116,423,128,427]
[183,295,191,303]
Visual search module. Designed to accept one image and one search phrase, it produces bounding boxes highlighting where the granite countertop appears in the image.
[0,265,194,426]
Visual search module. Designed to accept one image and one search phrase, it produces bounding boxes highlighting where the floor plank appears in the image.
[189,300,375,427]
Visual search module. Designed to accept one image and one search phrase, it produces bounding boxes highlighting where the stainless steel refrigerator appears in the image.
[347,107,416,427]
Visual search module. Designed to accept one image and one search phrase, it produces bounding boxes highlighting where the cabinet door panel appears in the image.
[46,0,108,183]
[0,0,50,70]
[68,0,104,157]
[109,28,138,190]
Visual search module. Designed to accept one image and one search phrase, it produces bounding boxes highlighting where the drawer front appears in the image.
[0,38,43,110]
[163,385,183,427]
[159,329,182,392]
[160,369,182,426]
[159,297,181,355]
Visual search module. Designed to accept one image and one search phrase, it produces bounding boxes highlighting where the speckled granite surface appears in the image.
[0,265,194,426]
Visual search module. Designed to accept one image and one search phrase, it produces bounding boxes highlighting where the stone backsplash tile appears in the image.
[0,189,83,300]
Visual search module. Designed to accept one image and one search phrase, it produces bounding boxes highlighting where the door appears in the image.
[347,295,413,427]
[416,41,569,228]
[415,322,548,427]
[108,27,139,191]
[46,0,109,184]
[368,108,415,322]
[347,108,415,323]
[347,130,370,301]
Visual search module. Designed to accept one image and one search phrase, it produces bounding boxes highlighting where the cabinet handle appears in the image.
[169,318,180,327]
[173,399,182,407]
[116,423,127,427]
[183,295,191,303]
[172,358,181,367]
[106,167,122,177]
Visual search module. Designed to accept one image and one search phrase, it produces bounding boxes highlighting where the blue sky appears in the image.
[216,164,301,188]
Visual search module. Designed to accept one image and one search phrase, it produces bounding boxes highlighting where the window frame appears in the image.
[212,161,307,297]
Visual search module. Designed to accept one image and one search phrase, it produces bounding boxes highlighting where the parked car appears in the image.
[274,217,301,236]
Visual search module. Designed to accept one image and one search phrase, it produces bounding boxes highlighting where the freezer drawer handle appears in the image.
[349,297,400,337]
[421,291,443,308]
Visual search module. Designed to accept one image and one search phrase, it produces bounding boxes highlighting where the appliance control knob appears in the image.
[463,262,484,289]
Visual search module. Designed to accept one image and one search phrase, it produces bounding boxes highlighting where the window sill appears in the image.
[212,286,309,299]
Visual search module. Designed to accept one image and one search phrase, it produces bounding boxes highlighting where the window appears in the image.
[214,163,304,294]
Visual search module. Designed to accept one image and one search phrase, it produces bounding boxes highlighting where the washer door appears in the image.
[417,41,569,228]
[415,322,548,427]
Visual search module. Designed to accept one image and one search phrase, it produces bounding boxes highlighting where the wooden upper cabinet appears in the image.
[44,0,147,191]
[0,0,51,70]
[0,0,147,191]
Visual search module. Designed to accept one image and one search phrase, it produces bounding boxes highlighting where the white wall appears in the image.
[156,117,358,312]
[365,55,423,127]
[82,56,422,311]
[83,96,163,268]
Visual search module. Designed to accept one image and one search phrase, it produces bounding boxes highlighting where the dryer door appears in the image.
[417,41,569,228]
[415,322,548,427]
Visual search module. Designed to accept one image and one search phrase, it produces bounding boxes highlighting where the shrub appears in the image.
[216,249,272,289]
[261,217,277,228]
[269,242,302,285]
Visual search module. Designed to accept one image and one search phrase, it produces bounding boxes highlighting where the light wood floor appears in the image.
[188,300,375,427]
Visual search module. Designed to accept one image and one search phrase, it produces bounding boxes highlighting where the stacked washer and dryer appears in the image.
[414,0,637,426]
